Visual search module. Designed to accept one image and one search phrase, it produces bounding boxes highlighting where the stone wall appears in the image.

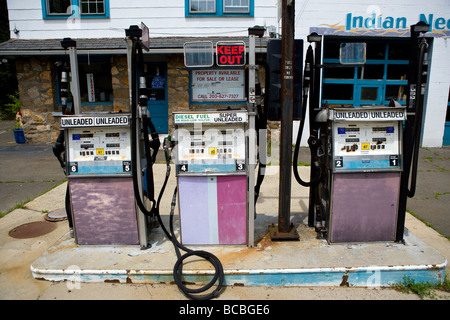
[166,54,189,129]
[111,55,130,112]
[16,56,58,144]
[15,55,130,145]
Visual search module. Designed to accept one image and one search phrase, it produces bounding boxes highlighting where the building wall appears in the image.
[7,0,278,39]
[293,0,450,147]
[422,37,450,147]
[6,0,450,146]
[15,56,58,144]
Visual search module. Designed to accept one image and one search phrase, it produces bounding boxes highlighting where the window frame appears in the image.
[322,38,410,107]
[42,0,110,19]
[186,0,253,17]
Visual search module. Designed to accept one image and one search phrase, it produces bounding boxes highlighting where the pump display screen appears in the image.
[175,123,246,174]
[332,121,401,172]
[67,126,132,176]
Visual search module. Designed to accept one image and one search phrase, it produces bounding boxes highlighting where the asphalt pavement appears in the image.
[0,120,66,216]
[0,120,449,302]
[0,120,448,237]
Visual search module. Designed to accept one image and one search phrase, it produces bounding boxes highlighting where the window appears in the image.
[47,0,72,14]
[224,0,249,13]
[78,57,113,103]
[322,38,411,107]
[55,55,113,105]
[190,0,216,13]
[80,0,105,15]
[186,0,253,17]
[42,0,109,19]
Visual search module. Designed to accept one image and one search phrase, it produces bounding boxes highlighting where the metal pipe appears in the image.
[67,46,81,115]
[247,31,257,248]
[278,0,295,234]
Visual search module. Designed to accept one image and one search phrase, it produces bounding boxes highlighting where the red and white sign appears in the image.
[216,41,246,66]
[86,73,95,102]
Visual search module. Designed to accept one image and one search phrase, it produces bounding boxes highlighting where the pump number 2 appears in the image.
[335,157,343,168]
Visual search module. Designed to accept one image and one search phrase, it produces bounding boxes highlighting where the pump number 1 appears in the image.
[389,155,399,166]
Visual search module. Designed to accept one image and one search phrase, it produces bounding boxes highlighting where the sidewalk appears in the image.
[0,161,449,300]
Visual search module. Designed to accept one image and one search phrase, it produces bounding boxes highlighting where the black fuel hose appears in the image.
[293,45,322,187]
[129,37,223,300]
[154,167,224,300]
[168,187,224,300]
[130,39,154,218]
[407,39,428,198]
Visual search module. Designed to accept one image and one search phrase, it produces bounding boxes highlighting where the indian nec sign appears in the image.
[216,41,246,66]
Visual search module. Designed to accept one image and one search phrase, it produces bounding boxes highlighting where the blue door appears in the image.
[444,122,450,146]
[144,63,168,133]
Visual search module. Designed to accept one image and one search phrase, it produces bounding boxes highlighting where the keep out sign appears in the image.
[216,41,246,66]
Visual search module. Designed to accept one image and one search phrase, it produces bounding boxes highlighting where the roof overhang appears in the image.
[0,37,268,56]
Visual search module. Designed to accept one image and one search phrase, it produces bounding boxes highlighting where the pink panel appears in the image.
[330,172,400,243]
[216,175,247,244]
[70,177,139,245]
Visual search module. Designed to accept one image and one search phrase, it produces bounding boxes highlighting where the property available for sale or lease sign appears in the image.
[191,69,245,102]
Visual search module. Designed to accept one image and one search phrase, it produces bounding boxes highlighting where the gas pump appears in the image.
[172,29,263,249]
[52,29,164,247]
[173,110,250,245]
[293,22,430,243]
[60,114,140,245]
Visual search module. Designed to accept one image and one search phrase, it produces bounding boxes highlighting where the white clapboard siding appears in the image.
[7,0,279,39]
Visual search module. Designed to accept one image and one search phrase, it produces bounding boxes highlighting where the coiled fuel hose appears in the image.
[155,146,224,300]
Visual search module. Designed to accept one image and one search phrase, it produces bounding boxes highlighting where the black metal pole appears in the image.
[278,0,295,234]
[307,36,322,227]
[396,22,428,242]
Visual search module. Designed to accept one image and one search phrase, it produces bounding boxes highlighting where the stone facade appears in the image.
[111,55,130,113]
[15,53,271,144]
[167,54,189,129]
[15,55,130,145]
[15,56,58,144]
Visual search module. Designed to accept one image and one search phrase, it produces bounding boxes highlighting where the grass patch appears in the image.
[0,180,67,218]
[391,275,450,299]
[434,192,450,199]
[0,200,31,218]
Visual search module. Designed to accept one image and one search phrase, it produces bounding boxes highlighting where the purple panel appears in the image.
[178,176,211,244]
[217,175,247,245]
[69,177,139,245]
[330,172,400,243]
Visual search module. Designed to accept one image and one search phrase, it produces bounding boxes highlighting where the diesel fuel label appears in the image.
[174,112,248,124]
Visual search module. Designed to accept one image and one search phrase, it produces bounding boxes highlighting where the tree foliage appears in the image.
[0,0,19,119]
